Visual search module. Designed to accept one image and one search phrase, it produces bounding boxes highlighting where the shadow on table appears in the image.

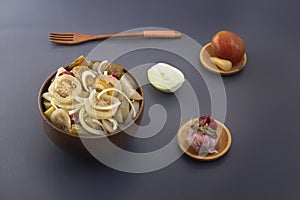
[179,148,232,170]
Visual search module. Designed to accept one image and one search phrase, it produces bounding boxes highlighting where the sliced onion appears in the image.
[88,89,121,110]
[91,119,108,134]
[82,70,96,91]
[68,107,80,115]
[43,92,85,110]
[85,102,116,119]
[43,93,59,106]
[97,88,137,118]
[74,95,86,103]
[92,118,103,126]
[122,100,140,126]
[108,118,118,131]
[97,60,108,74]
[68,99,86,115]
[50,101,58,109]
[79,107,105,135]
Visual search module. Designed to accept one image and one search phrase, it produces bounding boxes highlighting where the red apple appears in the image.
[211,31,245,64]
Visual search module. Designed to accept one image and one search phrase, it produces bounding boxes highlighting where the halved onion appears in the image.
[148,63,185,93]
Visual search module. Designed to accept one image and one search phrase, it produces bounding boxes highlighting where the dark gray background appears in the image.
[1,0,299,199]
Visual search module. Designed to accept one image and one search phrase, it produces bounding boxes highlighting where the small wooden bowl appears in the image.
[199,43,247,75]
[38,63,144,155]
[177,118,232,160]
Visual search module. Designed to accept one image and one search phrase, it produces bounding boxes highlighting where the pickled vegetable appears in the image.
[44,106,56,120]
[42,56,143,136]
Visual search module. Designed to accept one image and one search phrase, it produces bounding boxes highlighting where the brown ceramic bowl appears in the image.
[38,63,144,156]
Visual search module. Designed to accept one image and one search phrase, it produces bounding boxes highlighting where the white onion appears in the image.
[91,118,103,126]
[50,101,58,109]
[74,96,86,104]
[43,92,85,110]
[147,63,185,93]
[97,60,108,74]
[82,70,96,91]
[108,118,118,131]
[88,89,121,110]
[97,88,136,118]
[68,99,86,115]
[79,107,105,135]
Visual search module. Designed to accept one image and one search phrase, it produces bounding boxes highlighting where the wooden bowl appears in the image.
[38,64,144,156]
[177,118,232,160]
[199,42,247,75]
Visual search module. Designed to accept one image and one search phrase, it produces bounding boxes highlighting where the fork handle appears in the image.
[143,30,182,38]
[105,30,182,39]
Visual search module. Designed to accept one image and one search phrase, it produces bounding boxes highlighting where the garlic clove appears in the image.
[209,57,232,71]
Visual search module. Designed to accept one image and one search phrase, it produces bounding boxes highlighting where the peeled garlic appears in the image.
[210,57,232,71]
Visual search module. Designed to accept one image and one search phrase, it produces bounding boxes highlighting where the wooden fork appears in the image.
[49,30,182,44]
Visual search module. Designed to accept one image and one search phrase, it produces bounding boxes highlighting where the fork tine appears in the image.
[49,36,74,41]
[49,38,73,42]
[49,32,75,44]
[49,40,73,44]
[49,34,73,40]
[49,35,73,39]
[49,32,73,36]
[49,33,73,38]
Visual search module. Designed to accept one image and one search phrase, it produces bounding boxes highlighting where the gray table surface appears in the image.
[1,0,300,199]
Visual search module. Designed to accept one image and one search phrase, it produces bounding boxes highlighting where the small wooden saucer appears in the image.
[199,43,247,75]
[177,118,232,161]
